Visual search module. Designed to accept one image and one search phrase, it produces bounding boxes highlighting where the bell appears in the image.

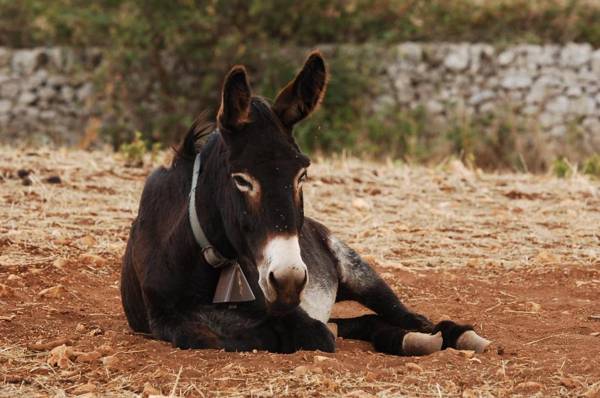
[212,262,256,303]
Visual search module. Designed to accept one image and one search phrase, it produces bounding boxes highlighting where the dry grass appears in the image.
[0,146,599,397]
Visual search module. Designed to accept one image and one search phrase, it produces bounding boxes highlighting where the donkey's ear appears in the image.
[273,51,327,128]
[217,65,252,131]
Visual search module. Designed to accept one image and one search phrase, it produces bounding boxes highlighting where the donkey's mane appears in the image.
[174,111,215,162]
[174,97,285,164]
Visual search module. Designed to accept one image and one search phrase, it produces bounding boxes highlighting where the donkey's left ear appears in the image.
[273,51,328,128]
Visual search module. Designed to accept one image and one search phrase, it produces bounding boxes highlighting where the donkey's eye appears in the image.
[298,171,308,185]
[232,174,254,192]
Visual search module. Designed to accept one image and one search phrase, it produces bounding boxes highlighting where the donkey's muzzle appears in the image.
[267,267,307,313]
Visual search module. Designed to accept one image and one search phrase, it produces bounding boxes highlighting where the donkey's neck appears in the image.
[192,136,237,260]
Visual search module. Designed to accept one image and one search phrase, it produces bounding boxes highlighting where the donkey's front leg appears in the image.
[272,308,336,353]
[328,237,490,354]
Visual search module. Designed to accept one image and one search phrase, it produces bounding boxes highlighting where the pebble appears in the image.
[45,175,62,184]
[514,381,543,393]
[38,284,67,298]
[405,362,423,373]
[72,383,97,395]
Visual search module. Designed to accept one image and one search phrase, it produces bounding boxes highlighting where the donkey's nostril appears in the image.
[268,271,279,289]
[300,269,308,289]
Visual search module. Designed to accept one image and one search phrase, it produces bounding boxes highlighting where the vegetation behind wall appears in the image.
[1,0,599,172]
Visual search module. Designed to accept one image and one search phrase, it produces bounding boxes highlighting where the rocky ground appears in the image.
[0,147,599,397]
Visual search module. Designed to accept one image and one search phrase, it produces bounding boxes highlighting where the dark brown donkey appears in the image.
[120,51,491,355]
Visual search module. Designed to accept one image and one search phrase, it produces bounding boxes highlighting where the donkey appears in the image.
[120,51,490,356]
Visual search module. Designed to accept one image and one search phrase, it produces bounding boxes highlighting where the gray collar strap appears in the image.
[188,151,256,303]
[188,153,231,268]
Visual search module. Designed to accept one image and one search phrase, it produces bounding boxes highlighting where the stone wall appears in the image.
[0,43,599,150]
[0,47,101,145]
[375,42,600,149]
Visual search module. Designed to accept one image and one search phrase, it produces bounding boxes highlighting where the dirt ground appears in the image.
[1,147,599,397]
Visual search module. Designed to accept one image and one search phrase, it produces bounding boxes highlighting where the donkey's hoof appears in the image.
[456,330,491,353]
[402,331,443,356]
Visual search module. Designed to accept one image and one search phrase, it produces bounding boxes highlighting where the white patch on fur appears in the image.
[300,284,337,323]
[327,236,352,283]
[258,235,307,302]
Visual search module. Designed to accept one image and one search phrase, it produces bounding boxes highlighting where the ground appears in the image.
[0,147,599,398]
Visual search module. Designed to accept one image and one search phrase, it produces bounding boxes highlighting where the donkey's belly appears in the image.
[300,279,338,323]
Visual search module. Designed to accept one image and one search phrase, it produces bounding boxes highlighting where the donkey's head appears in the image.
[216,52,327,314]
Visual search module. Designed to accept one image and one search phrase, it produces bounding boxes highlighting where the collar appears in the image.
[188,152,232,268]
[188,153,232,268]
[188,146,255,303]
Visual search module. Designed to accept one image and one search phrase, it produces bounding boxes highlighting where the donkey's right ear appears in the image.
[273,51,327,128]
[217,66,252,132]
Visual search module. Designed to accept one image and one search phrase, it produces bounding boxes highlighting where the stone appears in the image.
[545,96,569,114]
[38,87,56,101]
[468,90,495,106]
[38,284,68,298]
[506,90,524,102]
[560,43,592,68]
[27,69,49,89]
[583,117,600,132]
[72,383,97,395]
[61,86,74,102]
[525,86,546,104]
[25,107,39,118]
[0,47,10,68]
[46,47,63,70]
[0,100,11,114]
[425,99,444,114]
[539,112,561,128]
[497,49,516,66]
[501,71,532,89]
[12,49,46,75]
[18,91,37,105]
[47,344,74,368]
[47,75,68,87]
[393,76,414,104]
[397,42,422,63]
[77,82,94,101]
[550,124,567,137]
[40,110,57,120]
[422,44,447,65]
[539,45,559,66]
[444,44,470,72]
[592,49,600,74]
[566,85,583,97]
[479,102,496,114]
[535,73,562,88]
[0,80,20,98]
[570,97,596,116]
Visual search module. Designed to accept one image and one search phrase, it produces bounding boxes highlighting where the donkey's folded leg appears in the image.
[332,315,442,356]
